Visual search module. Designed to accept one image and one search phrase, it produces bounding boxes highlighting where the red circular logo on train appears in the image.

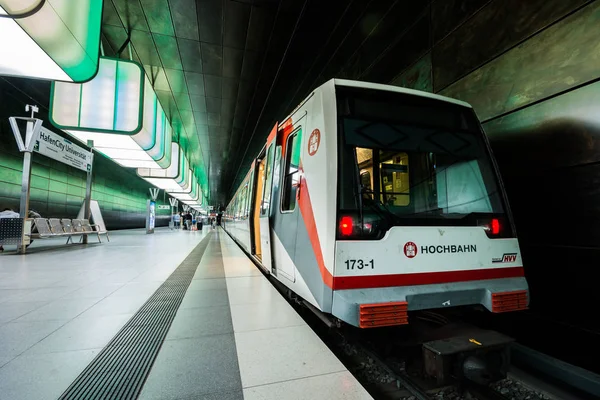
[404,242,417,258]
[308,129,321,156]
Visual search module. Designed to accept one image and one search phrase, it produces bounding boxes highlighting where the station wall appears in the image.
[0,78,172,230]
[382,0,599,337]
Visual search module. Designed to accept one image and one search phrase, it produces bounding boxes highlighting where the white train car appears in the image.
[223,79,529,328]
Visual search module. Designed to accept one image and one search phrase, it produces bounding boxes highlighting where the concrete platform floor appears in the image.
[0,227,372,399]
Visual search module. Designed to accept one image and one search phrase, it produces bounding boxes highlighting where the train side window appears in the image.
[261,143,275,215]
[240,184,248,219]
[246,171,254,218]
[282,128,302,212]
[232,196,237,219]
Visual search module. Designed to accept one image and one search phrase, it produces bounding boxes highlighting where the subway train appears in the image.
[223,79,529,329]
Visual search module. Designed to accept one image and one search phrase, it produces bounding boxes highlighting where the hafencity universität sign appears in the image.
[33,128,92,172]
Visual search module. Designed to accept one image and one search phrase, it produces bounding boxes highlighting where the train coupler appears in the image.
[422,329,513,385]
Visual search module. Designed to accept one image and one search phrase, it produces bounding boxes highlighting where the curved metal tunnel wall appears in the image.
[384,0,600,369]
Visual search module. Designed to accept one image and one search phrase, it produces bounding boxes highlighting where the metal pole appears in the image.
[16,114,39,254]
[17,150,32,254]
[82,147,94,244]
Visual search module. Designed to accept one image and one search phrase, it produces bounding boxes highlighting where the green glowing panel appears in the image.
[0,0,103,82]
[51,58,143,133]
[50,57,172,169]
[137,143,185,191]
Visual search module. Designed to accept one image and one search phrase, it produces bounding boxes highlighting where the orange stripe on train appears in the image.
[296,174,334,289]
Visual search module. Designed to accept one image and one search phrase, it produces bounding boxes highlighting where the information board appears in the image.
[34,127,92,172]
[77,200,107,231]
[146,200,156,234]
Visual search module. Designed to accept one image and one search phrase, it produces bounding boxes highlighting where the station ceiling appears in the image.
[96,0,443,206]
[1,0,473,205]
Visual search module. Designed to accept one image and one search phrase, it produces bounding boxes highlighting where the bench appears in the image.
[82,218,110,242]
[30,218,109,244]
[72,218,110,242]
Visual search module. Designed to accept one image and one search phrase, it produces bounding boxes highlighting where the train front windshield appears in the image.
[337,87,509,239]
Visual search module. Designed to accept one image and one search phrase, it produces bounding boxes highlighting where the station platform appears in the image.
[0,227,372,399]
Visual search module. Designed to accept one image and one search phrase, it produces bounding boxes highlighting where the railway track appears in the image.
[352,332,515,400]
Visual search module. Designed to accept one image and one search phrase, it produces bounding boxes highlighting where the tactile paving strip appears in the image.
[58,232,212,400]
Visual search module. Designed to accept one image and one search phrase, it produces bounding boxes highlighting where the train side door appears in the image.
[273,127,303,282]
[251,159,263,258]
[257,142,275,271]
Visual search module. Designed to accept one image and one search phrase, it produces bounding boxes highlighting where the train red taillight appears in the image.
[491,218,500,235]
[336,211,385,240]
[478,217,508,238]
[339,216,353,237]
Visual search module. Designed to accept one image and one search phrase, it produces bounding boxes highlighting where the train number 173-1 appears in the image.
[344,259,374,269]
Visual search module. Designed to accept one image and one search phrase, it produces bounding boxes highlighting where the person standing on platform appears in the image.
[185,212,193,230]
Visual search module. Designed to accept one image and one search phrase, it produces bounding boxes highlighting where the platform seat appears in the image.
[83,218,109,242]
[28,218,105,245]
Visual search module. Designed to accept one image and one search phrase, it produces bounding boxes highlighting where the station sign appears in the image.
[157,205,170,210]
[33,127,92,172]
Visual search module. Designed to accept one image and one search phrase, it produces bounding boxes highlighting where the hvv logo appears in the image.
[492,253,518,263]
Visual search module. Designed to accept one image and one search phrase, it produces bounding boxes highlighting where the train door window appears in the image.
[240,185,248,219]
[282,128,303,212]
[273,146,282,193]
[246,171,254,218]
[261,143,275,215]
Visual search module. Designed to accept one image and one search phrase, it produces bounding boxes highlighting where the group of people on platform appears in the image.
[173,212,216,231]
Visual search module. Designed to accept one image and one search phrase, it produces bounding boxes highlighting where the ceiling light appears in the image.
[137,143,191,191]
[169,178,202,205]
[0,0,102,82]
[50,57,171,169]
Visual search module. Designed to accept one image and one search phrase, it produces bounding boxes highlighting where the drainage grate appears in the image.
[58,232,213,400]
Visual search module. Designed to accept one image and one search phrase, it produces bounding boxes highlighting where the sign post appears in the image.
[10,106,95,253]
[9,105,42,254]
[82,140,95,244]
[169,197,178,230]
[146,188,159,234]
